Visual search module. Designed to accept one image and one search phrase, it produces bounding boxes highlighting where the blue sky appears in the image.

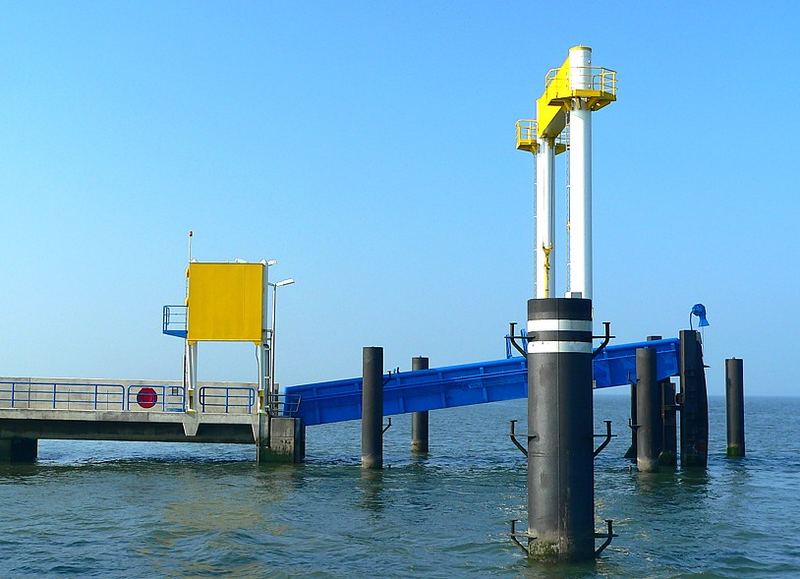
[0,2,797,395]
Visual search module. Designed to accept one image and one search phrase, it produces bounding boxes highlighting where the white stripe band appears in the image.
[527,319,593,332]
[527,341,593,354]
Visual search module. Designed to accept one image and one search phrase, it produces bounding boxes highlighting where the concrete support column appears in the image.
[636,347,662,472]
[527,298,594,562]
[0,438,38,463]
[256,415,305,464]
[362,346,383,469]
[411,356,429,454]
[725,358,745,457]
[679,330,709,468]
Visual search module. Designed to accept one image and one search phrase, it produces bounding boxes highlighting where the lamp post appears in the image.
[259,259,278,414]
[269,278,295,413]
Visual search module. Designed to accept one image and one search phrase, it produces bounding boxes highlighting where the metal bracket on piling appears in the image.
[594,519,617,556]
[507,322,528,357]
[382,417,392,435]
[592,321,615,358]
[593,420,615,457]
[510,519,534,554]
[509,420,528,457]
[383,368,399,387]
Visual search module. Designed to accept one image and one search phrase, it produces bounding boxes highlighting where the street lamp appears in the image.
[269,278,295,413]
[258,259,278,414]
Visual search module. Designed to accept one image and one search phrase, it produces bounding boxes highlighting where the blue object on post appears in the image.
[284,338,681,426]
[691,303,710,328]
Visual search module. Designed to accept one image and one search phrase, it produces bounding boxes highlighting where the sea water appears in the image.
[1,396,799,577]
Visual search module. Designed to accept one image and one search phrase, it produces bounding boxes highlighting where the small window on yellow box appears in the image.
[187,263,264,342]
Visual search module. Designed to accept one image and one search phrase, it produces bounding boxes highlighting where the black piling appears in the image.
[627,335,661,460]
[661,380,678,466]
[361,346,383,469]
[624,383,637,459]
[725,358,745,457]
[679,330,709,468]
[635,347,662,472]
[411,356,430,454]
[527,298,595,562]
[645,335,677,467]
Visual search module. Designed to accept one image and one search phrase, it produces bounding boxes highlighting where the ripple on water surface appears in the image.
[1,397,799,577]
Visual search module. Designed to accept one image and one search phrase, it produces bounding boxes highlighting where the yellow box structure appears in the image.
[187,262,264,343]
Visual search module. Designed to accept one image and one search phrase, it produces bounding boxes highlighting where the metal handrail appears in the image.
[0,381,125,411]
[544,66,616,96]
[516,119,537,143]
[544,66,561,88]
[267,393,302,417]
[162,305,187,335]
[198,386,256,414]
[126,384,186,412]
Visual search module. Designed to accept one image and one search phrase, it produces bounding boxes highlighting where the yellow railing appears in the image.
[516,119,538,143]
[544,67,562,90]
[516,119,570,153]
[544,66,617,96]
[592,68,617,95]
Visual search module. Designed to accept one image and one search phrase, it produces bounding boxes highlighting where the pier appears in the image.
[2,337,681,463]
[0,376,302,463]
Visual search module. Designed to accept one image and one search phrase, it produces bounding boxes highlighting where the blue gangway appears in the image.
[284,338,680,426]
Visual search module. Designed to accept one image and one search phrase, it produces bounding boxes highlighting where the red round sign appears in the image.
[137,387,158,409]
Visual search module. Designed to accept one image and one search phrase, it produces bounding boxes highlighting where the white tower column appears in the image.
[185,341,198,412]
[535,137,556,298]
[568,46,593,299]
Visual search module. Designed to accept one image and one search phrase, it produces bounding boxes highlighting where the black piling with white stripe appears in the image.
[411,356,430,454]
[526,298,595,562]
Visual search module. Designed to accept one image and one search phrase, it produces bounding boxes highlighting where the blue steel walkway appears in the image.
[284,338,680,426]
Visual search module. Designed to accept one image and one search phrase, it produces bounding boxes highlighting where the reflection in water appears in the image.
[358,467,385,514]
[635,468,680,495]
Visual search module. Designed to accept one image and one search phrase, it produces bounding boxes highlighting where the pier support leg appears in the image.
[362,346,383,469]
[679,330,709,468]
[661,380,678,466]
[527,298,594,562]
[256,415,305,464]
[636,347,662,472]
[411,356,429,454]
[0,438,38,463]
[725,358,745,457]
